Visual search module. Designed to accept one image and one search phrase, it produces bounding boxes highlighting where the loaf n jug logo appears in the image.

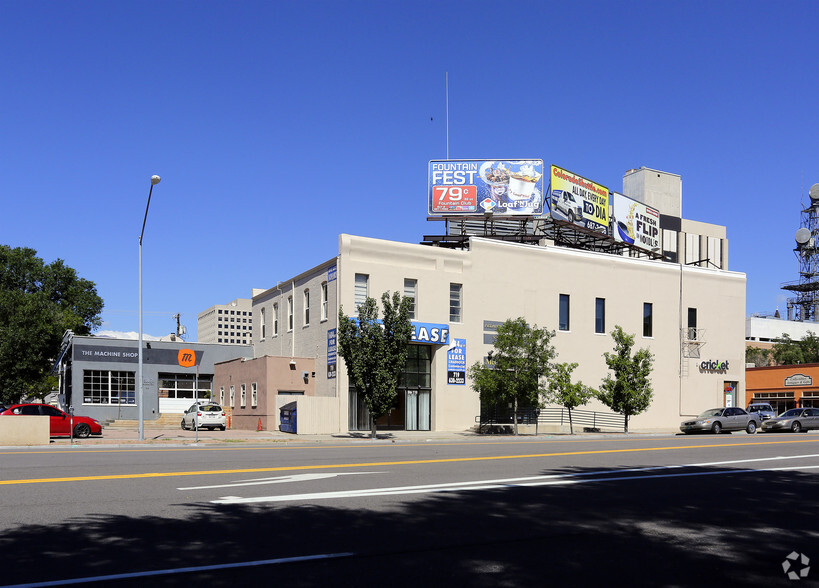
[178,349,196,368]
[782,551,810,580]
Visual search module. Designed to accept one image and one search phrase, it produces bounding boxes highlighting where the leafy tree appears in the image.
[337,291,413,438]
[745,346,772,367]
[547,362,595,434]
[0,246,103,403]
[598,325,654,433]
[468,317,556,435]
[772,332,819,365]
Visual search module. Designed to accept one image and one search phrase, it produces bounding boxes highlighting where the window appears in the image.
[240,383,246,407]
[355,273,369,309]
[260,307,266,340]
[158,374,213,400]
[643,303,653,337]
[82,370,136,405]
[287,296,293,331]
[450,283,462,323]
[273,303,279,336]
[303,289,310,326]
[251,382,258,407]
[321,282,329,321]
[404,278,417,320]
[688,307,698,340]
[229,385,235,408]
[595,298,605,334]
[559,294,570,331]
[220,386,225,405]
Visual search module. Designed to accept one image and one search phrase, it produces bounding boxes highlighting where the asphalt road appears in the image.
[1,433,818,586]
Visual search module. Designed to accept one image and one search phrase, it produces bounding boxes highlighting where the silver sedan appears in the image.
[761,408,819,433]
[680,407,758,434]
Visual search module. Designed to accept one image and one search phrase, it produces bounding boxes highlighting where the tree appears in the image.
[745,346,772,367]
[598,325,654,433]
[771,332,819,365]
[548,362,595,434]
[337,291,413,438]
[0,246,103,403]
[468,317,556,435]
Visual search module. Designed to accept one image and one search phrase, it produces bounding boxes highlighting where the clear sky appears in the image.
[2,1,818,340]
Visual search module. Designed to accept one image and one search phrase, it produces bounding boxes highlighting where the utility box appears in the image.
[279,402,297,434]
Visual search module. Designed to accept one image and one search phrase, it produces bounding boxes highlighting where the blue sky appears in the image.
[2,1,818,339]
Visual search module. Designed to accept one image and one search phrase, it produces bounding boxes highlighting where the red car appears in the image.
[0,403,103,438]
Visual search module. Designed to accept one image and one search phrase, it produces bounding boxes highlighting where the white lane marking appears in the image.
[3,552,354,587]
[210,454,819,505]
[178,471,382,491]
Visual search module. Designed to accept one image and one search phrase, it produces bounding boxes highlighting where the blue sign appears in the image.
[328,265,337,282]
[411,322,449,345]
[327,328,337,379]
[447,338,467,385]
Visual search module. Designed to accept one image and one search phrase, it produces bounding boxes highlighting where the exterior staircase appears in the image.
[103,413,182,429]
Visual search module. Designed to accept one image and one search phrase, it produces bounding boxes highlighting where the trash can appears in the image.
[280,401,297,434]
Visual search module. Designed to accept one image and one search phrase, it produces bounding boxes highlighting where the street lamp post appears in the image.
[138,175,161,441]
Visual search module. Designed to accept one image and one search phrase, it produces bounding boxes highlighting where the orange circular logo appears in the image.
[178,349,196,367]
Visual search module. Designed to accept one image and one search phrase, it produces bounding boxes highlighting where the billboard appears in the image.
[611,192,661,251]
[428,160,544,216]
[548,165,609,233]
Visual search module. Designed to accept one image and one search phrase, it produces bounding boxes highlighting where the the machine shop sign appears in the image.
[785,374,812,387]
[74,344,203,366]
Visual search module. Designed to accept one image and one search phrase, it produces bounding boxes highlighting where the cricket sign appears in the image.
[549,165,609,233]
[428,160,544,216]
[611,192,661,251]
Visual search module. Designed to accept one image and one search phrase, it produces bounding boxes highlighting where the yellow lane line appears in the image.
[1,437,817,486]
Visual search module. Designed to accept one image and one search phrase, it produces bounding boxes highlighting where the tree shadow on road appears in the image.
[0,464,816,586]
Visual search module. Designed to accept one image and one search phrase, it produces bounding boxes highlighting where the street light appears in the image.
[138,175,161,441]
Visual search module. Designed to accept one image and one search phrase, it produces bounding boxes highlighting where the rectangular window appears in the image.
[559,294,570,331]
[219,386,225,405]
[355,273,369,309]
[287,296,293,331]
[303,289,310,326]
[251,382,258,408]
[158,373,213,400]
[82,370,136,405]
[643,302,653,337]
[240,383,246,407]
[260,307,266,340]
[321,282,329,321]
[229,385,235,408]
[595,298,606,334]
[404,278,417,320]
[273,303,279,336]
[688,307,698,340]
[450,283,462,323]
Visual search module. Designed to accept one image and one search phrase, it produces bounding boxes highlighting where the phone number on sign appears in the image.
[431,185,477,212]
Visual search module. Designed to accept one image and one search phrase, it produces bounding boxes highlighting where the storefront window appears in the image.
[83,370,135,405]
[158,373,213,401]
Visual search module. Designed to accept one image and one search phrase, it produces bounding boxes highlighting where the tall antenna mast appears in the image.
[446,72,450,159]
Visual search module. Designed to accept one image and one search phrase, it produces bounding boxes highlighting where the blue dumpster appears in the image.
[280,402,297,434]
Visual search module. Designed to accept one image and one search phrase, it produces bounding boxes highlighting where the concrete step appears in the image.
[104,414,182,429]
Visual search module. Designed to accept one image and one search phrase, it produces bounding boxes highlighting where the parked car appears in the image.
[747,402,776,421]
[0,403,102,438]
[181,403,226,431]
[761,408,819,433]
[680,407,759,434]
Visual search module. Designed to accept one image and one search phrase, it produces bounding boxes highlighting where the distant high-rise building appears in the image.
[197,298,253,344]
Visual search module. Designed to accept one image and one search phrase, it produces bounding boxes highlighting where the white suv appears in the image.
[181,403,227,431]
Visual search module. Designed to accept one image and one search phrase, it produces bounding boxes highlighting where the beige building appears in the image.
[197,298,254,345]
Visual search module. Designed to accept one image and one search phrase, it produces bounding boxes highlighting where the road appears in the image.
[1,433,818,586]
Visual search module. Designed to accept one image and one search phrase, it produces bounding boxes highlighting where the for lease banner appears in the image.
[549,165,609,233]
[428,160,544,216]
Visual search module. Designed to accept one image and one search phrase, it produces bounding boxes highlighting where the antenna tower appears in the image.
[782,183,819,321]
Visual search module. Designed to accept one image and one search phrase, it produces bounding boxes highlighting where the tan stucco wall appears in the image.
[0,416,50,445]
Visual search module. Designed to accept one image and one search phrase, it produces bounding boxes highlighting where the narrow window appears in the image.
[229,385,235,408]
[287,296,293,332]
[559,294,570,331]
[251,382,258,408]
[688,307,697,340]
[260,307,266,340]
[643,302,653,337]
[404,278,417,320]
[450,283,462,323]
[595,298,606,334]
[303,289,310,326]
[321,281,329,321]
[240,383,246,407]
[273,303,279,336]
[219,386,225,405]
[355,274,369,309]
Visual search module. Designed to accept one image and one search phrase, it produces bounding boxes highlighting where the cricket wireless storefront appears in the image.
[55,335,251,423]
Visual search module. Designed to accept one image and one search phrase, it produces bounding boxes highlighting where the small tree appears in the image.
[548,362,594,434]
[337,291,412,438]
[468,317,556,435]
[598,325,654,433]
[745,346,772,367]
